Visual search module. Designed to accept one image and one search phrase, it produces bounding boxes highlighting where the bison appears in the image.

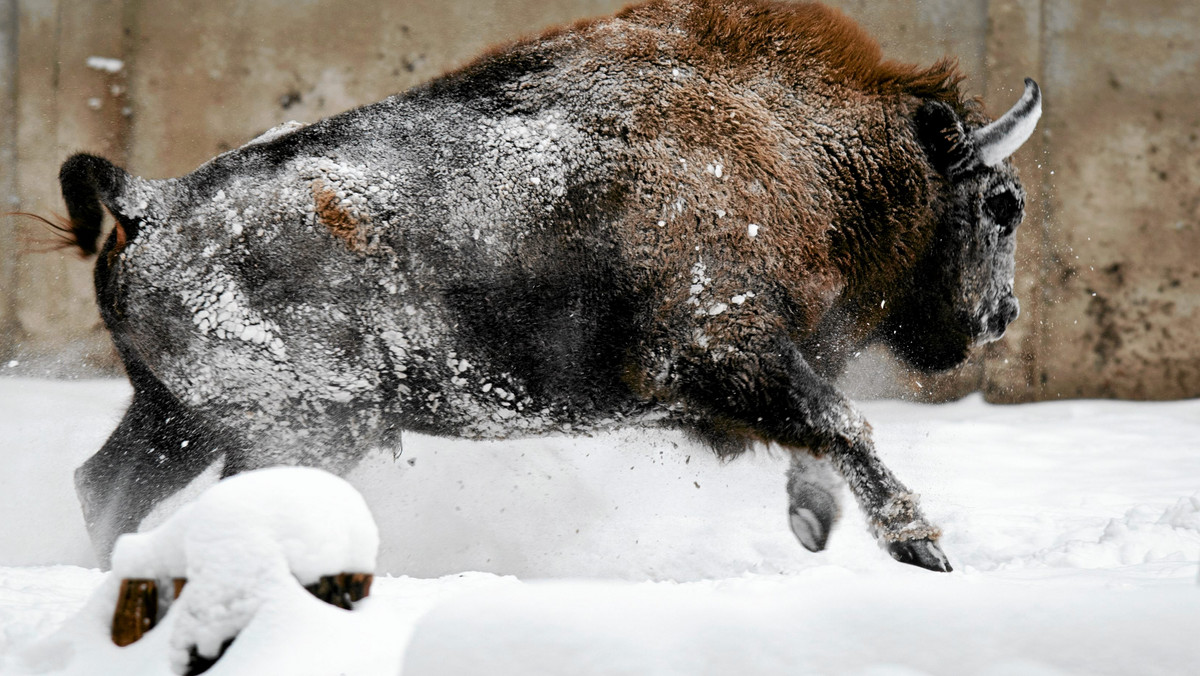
[60,0,1040,571]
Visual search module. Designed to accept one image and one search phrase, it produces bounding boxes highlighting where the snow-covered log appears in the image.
[105,467,379,674]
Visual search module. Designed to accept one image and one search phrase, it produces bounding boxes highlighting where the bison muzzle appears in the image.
[60,0,1041,571]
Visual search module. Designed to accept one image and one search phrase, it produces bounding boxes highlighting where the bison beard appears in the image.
[61,0,1040,572]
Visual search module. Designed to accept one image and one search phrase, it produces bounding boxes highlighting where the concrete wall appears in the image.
[1,0,1197,400]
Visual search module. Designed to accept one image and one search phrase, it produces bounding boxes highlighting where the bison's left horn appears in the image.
[973,78,1042,167]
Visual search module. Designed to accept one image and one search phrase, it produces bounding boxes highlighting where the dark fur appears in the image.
[61,0,1036,570]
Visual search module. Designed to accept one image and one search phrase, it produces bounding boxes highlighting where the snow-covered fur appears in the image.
[62,0,1039,570]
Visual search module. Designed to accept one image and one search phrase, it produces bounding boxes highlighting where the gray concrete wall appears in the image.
[1,0,1198,400]
[0,1,18,358]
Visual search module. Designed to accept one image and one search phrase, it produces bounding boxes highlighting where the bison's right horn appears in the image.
[973,78,1042,167]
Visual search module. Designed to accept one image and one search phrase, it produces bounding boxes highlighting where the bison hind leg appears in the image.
[786,454,843,552]
[76,377,226,567]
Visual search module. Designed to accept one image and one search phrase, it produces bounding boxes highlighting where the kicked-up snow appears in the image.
[1,376,1199,674]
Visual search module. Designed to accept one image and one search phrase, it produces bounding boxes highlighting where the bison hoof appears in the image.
[788,497,838,553]
[789,507,830,552]
[787,477,839,552]
[886,538,953,572]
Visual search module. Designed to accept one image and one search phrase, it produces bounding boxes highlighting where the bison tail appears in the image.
[58,153,140,256]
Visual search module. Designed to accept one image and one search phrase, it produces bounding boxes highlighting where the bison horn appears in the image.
[973,78,1042,167]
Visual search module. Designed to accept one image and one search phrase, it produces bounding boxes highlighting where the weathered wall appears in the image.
[1,0,1198,400]
[1034,1,1200,399]
[4,0,127,371]
[0,1,17,357]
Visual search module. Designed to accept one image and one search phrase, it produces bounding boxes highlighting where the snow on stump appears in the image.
[108,466,379,674]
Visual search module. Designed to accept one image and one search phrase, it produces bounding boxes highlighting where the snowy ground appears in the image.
[1,376,1198,674]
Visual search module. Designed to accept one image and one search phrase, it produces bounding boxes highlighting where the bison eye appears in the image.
[984,190,1021,236]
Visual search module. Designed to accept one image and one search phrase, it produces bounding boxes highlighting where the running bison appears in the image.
[61,0,1040,570]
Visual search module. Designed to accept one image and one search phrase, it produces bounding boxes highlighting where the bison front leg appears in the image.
[677,341,951,572]
[820,434,952,572]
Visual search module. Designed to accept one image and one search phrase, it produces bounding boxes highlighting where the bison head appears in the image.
[884,79,1042,373]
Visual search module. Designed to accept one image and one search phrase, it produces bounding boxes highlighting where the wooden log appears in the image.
[111,578,158,647]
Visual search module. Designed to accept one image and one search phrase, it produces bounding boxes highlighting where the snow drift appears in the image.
[2,377,1199,675]
[404,577,1200,676]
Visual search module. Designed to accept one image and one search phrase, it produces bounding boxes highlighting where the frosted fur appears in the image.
[66,0,1039,570]
[110,98,640,464]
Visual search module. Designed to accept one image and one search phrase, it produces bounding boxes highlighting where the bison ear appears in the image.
[914,101,974,178]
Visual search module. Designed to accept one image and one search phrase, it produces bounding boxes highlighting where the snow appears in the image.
[244,121,306,147]
[5,565,419,676]
[84,57,124,74]
[404,577,1199,676]
[2,376,1200,674]
[114,467,378,585]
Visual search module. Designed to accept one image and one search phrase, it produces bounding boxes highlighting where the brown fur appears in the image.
[108,219,128,266]
[588,4,946,355]
[516,0,976,400]
[312,181,371,253]
[689,1,966,101]
[457,0,973,113]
